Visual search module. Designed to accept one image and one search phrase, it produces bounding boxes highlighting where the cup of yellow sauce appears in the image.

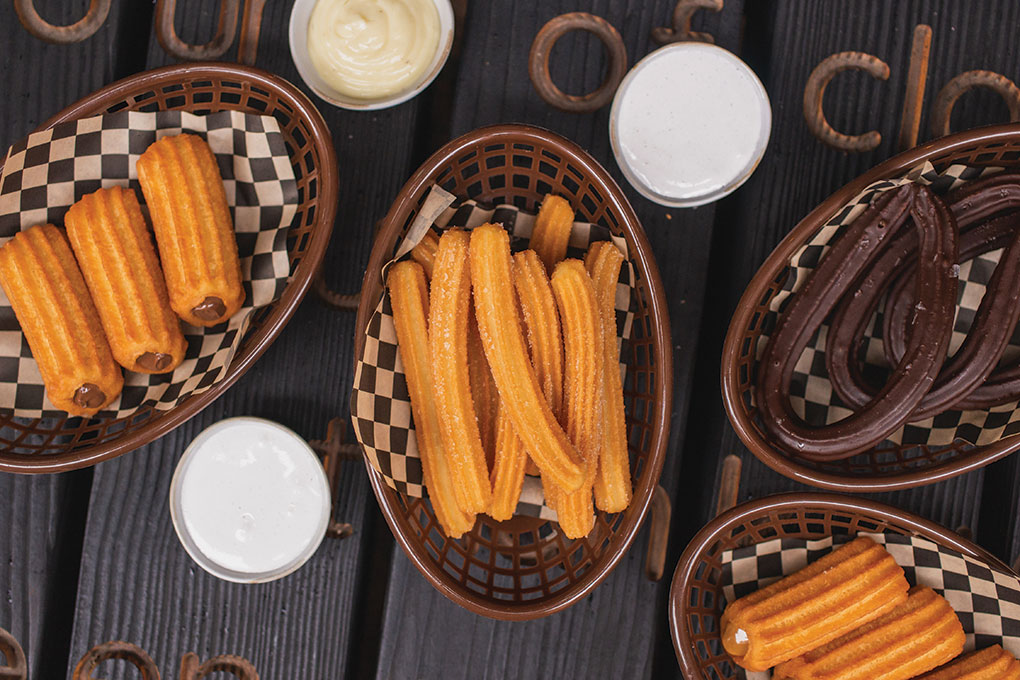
[289,0,455,110]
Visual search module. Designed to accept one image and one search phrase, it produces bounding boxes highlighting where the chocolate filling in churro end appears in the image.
[192,296,226,322]
[73,383,105,409]
[136,351,173,372]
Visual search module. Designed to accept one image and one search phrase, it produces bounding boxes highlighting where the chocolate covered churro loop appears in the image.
[757,185,958,460]
[882,213,1020,411]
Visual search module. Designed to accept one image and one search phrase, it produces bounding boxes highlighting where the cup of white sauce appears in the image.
[169,417,332,583]
[289,0,455,110]
[609,42,772,208]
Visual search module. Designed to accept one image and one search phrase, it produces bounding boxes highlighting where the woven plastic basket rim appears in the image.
[352,123,673,620]
[721,123,1020,492]
[0,62,338,473]
[667,491,1015,679]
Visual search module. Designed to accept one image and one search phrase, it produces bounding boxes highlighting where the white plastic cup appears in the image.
[169,417,331,583]
[609,42,772,208]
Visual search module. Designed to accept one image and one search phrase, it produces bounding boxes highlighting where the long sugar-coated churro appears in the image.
[0,225,123,416]
[468,312,499,467]
[469,224,585,493]
[430,229,492,513]
[918,645,1020,679]
[65,187,187,374]
[548,259,604,538]
[773,586,964,680]
[136,133,244,327]
[388,261,476,538]
[585,241,632,513]
[530,194,575,273]
[722,537,910,672]
[411,228,440,280]
[489,249,565,520]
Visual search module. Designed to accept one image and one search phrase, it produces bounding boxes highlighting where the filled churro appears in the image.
[0,225,123,416]
[585,241,631,513]
[430,229,492,514]
[548,259,604,538]
[918,645,1020,679]
[388,261,476,538]
[530,194,575,272]
[64,187,187,374]
[410,228,440,280]
[469,224,585,493]
[721,537,910,672]
[136,133,244,327]
[774,585,965,680]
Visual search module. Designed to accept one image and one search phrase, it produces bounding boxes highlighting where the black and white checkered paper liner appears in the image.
[0,110,298,418]
[350,185,637,518]
[755,161,1020,447]
[721,533,1020,679]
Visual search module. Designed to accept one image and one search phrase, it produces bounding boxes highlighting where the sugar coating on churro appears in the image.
[530,194,575,273]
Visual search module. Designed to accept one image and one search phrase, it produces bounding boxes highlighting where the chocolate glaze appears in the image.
[884,212,1020,411]
[192,296,226,322]
[73,383,106,410]
[135,351,174,372]
[826,174,1020,417]
[757,185,958,461]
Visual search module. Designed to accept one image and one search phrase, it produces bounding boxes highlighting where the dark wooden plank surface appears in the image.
[1,1,1020,678]
[0,1,141,677]
[61,1,424,676]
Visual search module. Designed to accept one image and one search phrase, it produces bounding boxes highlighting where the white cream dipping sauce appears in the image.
[172,418,330,581]
[610,43,771,207]
[307,0,440,100]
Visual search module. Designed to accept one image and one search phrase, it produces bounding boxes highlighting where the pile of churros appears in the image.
[387,195,633,538]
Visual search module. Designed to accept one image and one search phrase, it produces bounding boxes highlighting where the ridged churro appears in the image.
[469,224,585,493]
[411,228,440,280]
[136,133,244,327]
[722,537,910,672]
[388,261,476,538]
[430,229,492,513]
[64,187,187,374]
[489,249,565,520]
[468,312,499,467]
[487,406,528,521]
[774,586,965,680]
[0,225,123,416]
[918,645,1020,679]
[548,259,604,538]
[585,241,631,513]
[530,194,575,273]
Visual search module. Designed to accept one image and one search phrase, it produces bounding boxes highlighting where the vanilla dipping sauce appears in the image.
[172,418,330,581]
[307,0,440,99]
[611,43,771,207]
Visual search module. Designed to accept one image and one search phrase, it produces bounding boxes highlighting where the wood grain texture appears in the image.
[376,1,744,678]
[0,1,131,677]
[64,1,423,677]
[683,0,1020,568]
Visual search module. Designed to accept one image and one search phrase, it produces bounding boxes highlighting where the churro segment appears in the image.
[430,230,492,513]
[0,225,123,416]
[410,228,440,280]
[65,187,187,374]
[388,261,476,538]
[530,194,575,273]
[918,645,1020,679]
[469,224,585,493]
[136,133,244,327]
[467,314,499,467]
[722,537,910,672]
[488,406,528,521]
[548,259,604,538]
[774,586,964,680]
[585,241,632,513]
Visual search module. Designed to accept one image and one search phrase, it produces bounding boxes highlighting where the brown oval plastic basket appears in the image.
[668,492,1015,679]
[0,62,338,473]
[353,123,672,619]
[723,123,1020,492]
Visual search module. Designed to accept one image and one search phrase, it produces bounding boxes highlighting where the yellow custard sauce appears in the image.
[307,0,441,100]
